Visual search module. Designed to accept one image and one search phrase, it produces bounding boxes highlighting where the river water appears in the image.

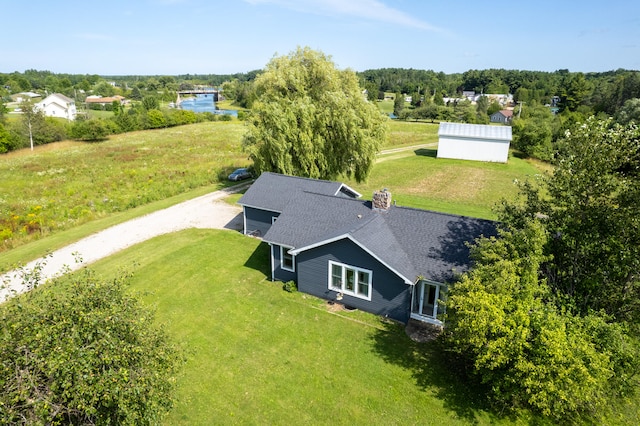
[179,94,237,117]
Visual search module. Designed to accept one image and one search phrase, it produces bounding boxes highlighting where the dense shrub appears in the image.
[445,220,638,422]
[282,280,297,292]
[69,118,110,141]
[0,123,17,153]
[0,268,181,425]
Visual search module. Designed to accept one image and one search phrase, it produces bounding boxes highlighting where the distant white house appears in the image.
[15,92,41,102]
[437,122,512,163]
[35,93,77,121]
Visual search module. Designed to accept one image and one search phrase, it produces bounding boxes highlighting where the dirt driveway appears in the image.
[1,184,248,302]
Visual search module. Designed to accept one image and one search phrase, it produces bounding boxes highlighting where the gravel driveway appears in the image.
[1,184,248,302]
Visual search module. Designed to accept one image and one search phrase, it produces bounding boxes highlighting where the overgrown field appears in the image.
[0,121,250,252]
[384,120,439,148]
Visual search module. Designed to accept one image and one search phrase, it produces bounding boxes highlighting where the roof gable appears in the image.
[37,93,75,110]
[237,172,360,213]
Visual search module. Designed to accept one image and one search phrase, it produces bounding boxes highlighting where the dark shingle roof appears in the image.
[237,172,360,213]
[255,174,498,284]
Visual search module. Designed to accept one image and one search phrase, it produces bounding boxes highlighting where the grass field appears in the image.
[84,229,639,425]
[3,120,638,424]
[384,120,439,148]
[0,121,250,253]
[352,148,545,219]
[0,120,546,267]
[86,229,522,425]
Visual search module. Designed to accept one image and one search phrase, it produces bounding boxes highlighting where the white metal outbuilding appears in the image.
[437,122,512,163]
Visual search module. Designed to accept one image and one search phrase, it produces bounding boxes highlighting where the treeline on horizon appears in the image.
[2,67,640,114]
[2,67,640,156]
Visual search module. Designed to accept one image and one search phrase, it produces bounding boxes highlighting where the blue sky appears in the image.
[3,0,639,75]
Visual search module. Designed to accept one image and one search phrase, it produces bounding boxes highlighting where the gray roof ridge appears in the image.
[260,171,342,186]
[299,189,368,203]
[349,213,416,282]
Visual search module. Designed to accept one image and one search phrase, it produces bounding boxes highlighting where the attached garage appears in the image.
[437,122,512,163]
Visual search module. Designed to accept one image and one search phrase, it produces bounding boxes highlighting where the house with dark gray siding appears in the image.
[237,172,497,326]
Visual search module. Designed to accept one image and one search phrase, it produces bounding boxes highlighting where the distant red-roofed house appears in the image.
[85,95,125,105]
[490,109,513,124]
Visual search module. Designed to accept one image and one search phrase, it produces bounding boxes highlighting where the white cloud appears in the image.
[244,0,444,32]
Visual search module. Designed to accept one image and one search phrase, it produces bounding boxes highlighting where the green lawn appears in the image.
[87,229,527,425]
[383,120,439,149]
[377,99,394,115]
[346,149,545,220]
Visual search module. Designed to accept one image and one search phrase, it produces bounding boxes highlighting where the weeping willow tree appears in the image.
[243,47,387,183]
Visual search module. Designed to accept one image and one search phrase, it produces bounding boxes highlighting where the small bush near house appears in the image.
[282,280,297,292]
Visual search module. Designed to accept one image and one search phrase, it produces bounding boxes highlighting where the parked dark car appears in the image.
[228,168,252,181]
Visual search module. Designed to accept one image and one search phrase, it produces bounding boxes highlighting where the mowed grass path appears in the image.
[89,229,517,425]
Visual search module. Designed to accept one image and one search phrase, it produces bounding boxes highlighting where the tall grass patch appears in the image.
[383,120,439,149]
[0,121,249,251]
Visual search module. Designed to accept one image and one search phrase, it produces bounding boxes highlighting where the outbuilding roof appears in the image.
[438,122,512,141]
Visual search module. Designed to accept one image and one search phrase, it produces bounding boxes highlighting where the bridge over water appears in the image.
[176,88,219,105]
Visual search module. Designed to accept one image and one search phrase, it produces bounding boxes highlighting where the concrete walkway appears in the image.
[1,184,249,302]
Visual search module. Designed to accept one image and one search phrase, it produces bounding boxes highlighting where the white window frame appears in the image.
[280,245,295,272]
[327,260,372,301]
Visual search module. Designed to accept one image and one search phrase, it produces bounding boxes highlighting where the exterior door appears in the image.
[411,280,444,326]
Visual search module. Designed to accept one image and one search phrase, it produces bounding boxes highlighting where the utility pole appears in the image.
[517,101,525,119]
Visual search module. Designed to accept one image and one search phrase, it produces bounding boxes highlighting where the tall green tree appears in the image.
[615,97,640,125]
[445,220,636,421]
[0,123,15,153]
[501,117,640,324]
[130,86,143,101]
[511,105,555,160]
[393,92,404,117]
[141,95,160,111]
[243,47,387,182]
[93,81,116,97]
[0,99,7,123]
[561,72,592,112]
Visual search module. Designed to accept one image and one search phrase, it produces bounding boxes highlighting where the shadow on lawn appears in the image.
[414,148,438,158]
[370,321,505,423]
[243,241,271,276]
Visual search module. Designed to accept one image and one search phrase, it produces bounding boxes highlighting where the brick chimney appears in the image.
[372,189,392,211]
